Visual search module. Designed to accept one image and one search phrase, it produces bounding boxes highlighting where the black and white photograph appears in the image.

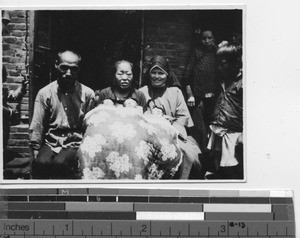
[1,8,244,181]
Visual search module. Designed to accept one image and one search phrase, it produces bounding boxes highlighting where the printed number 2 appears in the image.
[220,225,226,233]
[141,225,147,233]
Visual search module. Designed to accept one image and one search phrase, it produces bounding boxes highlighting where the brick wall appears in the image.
[2,10,31,157]
[2,10,194,158]
[143,11,193,84]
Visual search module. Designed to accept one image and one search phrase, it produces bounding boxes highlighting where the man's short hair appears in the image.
[56,50,82,64]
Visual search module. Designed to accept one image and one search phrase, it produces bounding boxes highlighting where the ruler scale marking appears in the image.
[0,189,295,238]
[111,221,113,236]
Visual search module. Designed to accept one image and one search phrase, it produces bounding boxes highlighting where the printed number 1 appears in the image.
[65,224,69,231]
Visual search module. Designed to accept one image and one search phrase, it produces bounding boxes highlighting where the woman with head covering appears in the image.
[141,56,189,129]
[139,55,203,179]
[92,60,146,109]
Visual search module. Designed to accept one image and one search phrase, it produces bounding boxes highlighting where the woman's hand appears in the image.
[186,85,195,107]
[163,115,175,124]
[187,96,195,107]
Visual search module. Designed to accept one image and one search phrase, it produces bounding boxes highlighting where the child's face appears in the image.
[201,30,215,48]
[218,57,231,79]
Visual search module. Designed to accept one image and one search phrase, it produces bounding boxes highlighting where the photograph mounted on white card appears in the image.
[1,7,244,182]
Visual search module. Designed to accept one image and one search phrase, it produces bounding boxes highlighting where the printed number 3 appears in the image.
[220,225,226,232]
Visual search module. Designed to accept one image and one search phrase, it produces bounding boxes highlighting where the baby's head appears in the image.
[102,99,114,106]
[123,98,138,108]
[151,107,164,117]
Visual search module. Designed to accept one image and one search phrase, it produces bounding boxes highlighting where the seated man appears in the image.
[29,50,94,179]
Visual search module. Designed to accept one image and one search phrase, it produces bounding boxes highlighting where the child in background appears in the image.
[207,43,243,179]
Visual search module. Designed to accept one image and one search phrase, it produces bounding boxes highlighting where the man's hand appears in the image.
[187,96,195,107]
[7,75,28,99]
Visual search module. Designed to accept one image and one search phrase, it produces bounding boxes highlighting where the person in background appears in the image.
[2,10,30,179]
[182,28,218,153]
[29,50,95,179]
[207,43,243,179]
[3,64,29,179]
[139,55,203,179]
[91,60,146,108]
[3,74,28,148]
[2,10,15,150]
[2,10,10,35]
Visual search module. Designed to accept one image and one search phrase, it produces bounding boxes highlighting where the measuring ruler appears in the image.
[0,188,295,237]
